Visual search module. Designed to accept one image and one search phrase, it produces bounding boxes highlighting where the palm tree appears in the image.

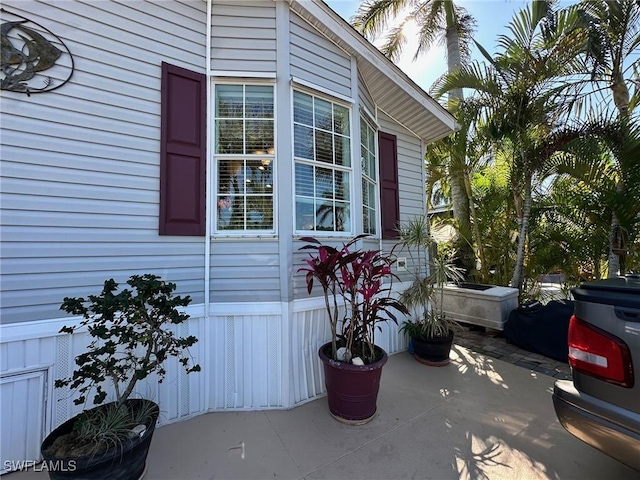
[425,99,490,279]
[351,0,477,277]
[575,0,639,117]
[570,0,640,276]
[435,2,591,293]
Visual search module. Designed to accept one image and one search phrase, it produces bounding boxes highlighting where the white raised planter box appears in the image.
[434,283,519,331]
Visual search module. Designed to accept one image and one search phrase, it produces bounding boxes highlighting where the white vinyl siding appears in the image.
[209,241,280,303]
[290,13,352,99]
[358,71,376,119]
[210,0,277,74]
[0,0,207,324]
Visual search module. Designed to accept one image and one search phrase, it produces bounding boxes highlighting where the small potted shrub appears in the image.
[40,274,200,480]
[397,217,464,366]
[299,235,408,424]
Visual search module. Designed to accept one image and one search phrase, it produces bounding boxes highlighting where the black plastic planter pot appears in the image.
[412,330,454,366]
[40,399,159,480]
[318,342,387,425]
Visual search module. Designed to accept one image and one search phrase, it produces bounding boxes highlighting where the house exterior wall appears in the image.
[210,0,277,75]
[289,11,352,98]
[378,110,427,281]
[0,0,448,470]
[0,0,208,325]
[358,71,376,118]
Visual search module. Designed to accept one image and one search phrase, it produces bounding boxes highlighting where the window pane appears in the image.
[334,104,349,135]
[335,170,349,200]
[363,208,371,234]
[218,159,246,195]
[293,91,313,126]
[368,128,375,153]
[368,181,376,206]
[216,85,243,118]
[296,198,315,230]
[294,124,314,160]
[364,206,375,234]
[368,152,376,181]
[217,120,244,154]
[218,195,246,230]
[362,178,370,206]
[246,159,273,193]
[360,118,367,145]
[315,130,333,164]
[316,200,334,231]
[245,86,273,118]
[334,201,349,231]
[361,146,369,176]
[295,163,314,196]
[335,136,351,167]
[247,196,273,229]
[246,119,274,154]
[314,98,332,131]
[316,166,334,200]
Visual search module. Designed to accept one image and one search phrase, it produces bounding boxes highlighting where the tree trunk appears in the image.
[451,173,475,277]
[607,210,621,278]
[464,172,488,280]
[511,173,532,294]
[444,5,474,277]
[606,73,630,277]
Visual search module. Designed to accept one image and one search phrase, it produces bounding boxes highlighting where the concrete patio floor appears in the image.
[8,344,639,480]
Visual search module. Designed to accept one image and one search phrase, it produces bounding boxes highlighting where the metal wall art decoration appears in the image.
[1,8,74,95]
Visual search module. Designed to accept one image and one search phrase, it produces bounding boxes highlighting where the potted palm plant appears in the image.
[299,235,409,424]
[397,217,464,366]
[40,274,200,480]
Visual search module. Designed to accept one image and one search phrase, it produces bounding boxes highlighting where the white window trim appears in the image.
[290,76,354,105]
[291,86,355,236]
[212,81,278,237]
[360,115,379,237]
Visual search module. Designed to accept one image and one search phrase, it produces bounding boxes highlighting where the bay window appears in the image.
[293,90,351,233]
[214,84,275,232]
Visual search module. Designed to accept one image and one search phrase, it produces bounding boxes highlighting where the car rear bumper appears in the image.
[553,380,640,471]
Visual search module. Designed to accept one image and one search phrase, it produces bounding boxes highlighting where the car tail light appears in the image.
[568,315,634,387]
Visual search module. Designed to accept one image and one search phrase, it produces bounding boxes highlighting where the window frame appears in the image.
[212,80,277,236]
[360,115,379,237]
[292,87,354,236]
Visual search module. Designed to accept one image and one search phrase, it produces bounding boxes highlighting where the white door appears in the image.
[1,370,47,474]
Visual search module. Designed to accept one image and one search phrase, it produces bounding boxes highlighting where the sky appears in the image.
[324,0,539,93]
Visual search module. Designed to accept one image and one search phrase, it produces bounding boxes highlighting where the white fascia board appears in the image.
[293,0,457,133]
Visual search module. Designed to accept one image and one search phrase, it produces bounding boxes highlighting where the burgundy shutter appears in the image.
[378,132,400,239]
[159,62,206,236]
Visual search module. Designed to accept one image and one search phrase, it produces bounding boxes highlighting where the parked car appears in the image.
[552,274,640,471]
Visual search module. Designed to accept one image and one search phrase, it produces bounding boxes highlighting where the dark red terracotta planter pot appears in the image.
[318,343,388,424]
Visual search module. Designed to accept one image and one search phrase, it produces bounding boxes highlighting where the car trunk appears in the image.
[570,275,640,414]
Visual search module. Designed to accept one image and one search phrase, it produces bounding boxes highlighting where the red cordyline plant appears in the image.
[298,235,409,364]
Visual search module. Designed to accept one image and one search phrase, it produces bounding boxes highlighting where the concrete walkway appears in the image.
[9,344,638,480]
[454,326,572,380]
